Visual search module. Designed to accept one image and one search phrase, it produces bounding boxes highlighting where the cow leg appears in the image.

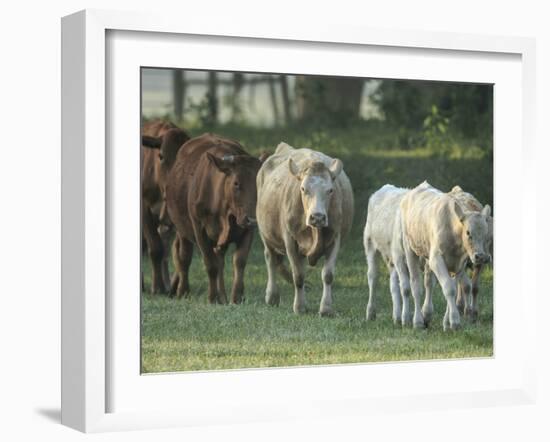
[393,254,411,326]
[169,272,179,297]
[470,264,482,322]
[142,206,167,294]
[365,238,378,321]
[191,223,222,304]
[422,267,435,326]
[215,247,228,305]
[389,266,402,325]
[231,230,254,304]
[320,235,341,317]
[285,237,307,314]
[264,243,281,306]
[174,237,193,299]
[429,253,460,331]
[169,236,180,296]
[202,245,222,304]
[160,233,172,292]
[459,272,473,321]
[456,278,465,312]
[403,242,425,329]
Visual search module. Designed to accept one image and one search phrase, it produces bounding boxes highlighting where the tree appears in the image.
[172,70,185,122]
[206,72,218,125]
[279,75,292,124]
[295,76,364,126]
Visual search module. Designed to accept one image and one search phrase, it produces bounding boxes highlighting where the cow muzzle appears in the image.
[307,212,328,228]
[472,252,491,265]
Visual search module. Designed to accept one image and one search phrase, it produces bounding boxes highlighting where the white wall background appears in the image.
[0,1,548,441]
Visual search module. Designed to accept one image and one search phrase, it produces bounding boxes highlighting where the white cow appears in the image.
[400,182,491,330]
[363,184,413,325]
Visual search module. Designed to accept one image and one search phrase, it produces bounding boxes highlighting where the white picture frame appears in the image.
[61,9,537,433]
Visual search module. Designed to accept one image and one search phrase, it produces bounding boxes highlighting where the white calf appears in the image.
[363,185,414,325]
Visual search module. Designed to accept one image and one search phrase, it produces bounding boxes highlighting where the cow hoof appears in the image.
[366,310,376,321]
[319,309,335,318]
[293,305,307,315]
[150,281,168,295]
[444,322,462,331]
[402,319,413,328]
[393,317,402,326]
[413,321,426,330]
[265,292,280,307]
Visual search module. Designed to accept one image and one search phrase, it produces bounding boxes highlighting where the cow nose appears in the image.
[309,212,327,226]
[474,253,487,263]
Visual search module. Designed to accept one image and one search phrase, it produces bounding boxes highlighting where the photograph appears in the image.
[140,68,494,374]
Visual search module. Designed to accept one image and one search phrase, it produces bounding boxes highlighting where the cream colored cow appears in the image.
[400,182,491,330]
[256,142,354,316]
[422,186,494,323]
[363,184,412,325]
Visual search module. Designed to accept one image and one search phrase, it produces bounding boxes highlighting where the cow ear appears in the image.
[258,152,270,163]
[207,153,233,174]
[142,135,162,149]
[288,158,301,180]
[481,204,491,218]
[451,185,463,193]
[453,201,466,224]
[329,159,343,180]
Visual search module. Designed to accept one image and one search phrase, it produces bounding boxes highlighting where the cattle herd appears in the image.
[141,120,493,331]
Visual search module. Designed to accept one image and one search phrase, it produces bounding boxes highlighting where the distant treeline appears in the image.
[155,70,492,152]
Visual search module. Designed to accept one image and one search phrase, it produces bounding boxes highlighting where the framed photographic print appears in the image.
[61,9,537,433]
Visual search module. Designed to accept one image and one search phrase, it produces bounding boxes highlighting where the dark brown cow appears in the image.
[165,133,262,304]
[141,120,190,294]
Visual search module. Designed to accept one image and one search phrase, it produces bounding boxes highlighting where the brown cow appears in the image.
[165,133,262,304]
[141,120,190,294]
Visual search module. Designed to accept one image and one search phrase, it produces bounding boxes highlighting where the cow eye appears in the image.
[234,181,239,188]
[300,186,305,193]
[328,188,334,194]
[466,230,471,237]
[158,152,164,161]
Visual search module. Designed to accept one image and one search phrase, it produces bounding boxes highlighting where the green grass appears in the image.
[141,123,493,373]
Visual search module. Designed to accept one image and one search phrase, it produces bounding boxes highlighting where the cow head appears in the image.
[207,153,262,228]
[454,202,492,265]
[142,128,190,188]
[288,158,343,228]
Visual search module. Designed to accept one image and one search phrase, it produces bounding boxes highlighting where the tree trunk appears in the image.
[267,75,280,126]
[172,70,185,122]
[279,75,291,124]
[207,71,218,125]
[231,73,244,121]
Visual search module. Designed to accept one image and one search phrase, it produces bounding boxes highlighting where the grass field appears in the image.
[141,122,493,373]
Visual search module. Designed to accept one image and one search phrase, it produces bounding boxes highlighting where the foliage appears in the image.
[371,80,493,152]
[184,97,213,127]
[423,105,451,155]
